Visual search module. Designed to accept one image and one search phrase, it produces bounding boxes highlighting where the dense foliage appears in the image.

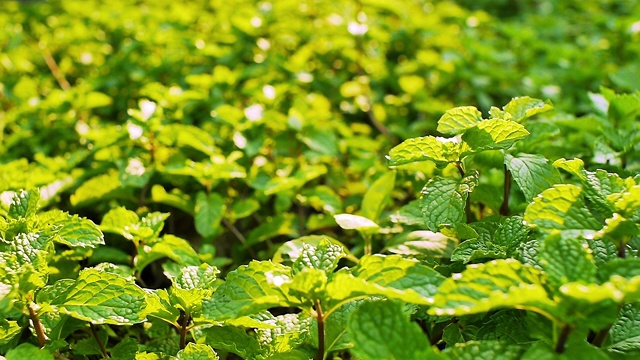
[1,0,640,359]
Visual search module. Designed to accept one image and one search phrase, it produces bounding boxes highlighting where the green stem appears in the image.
[500,164,511,216]
[363,234,372,256]
[28,303,47,348]
[555,324,572,354]
[315,300,325,360]
[90,323,110,358]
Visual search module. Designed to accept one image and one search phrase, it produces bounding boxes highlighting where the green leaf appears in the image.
[200,325,261,359]
[538,234,597,289]
[505,153,561,202]
[135,234,201,273]
[169,264,220,315]
[462,119,529,153]
[348,301,434,360]
[8,189,40,219]
[420,173,477,231]
[288,267,328,300]
[609,303,640,352]
[351,255,445,299]
[429,259,554,317]
[5,343,54,360]
[300,186,343,214]
[312,301,358,353]
[387,136,461,166]
[503,97,553,122]
[111,337,140,359]
[158,124,218,157]
[70,170,124,207]
[556,282,621,329]
[228,198,260,220]
[201,261,299,321]
[150,185,194,215]
[273,235,356,264]
[176,343,219,360]
[194,191,225,239]
[451,238,506,264]
[523,184,601,236]
[247,214,298,245]
[389,200,425,226]
[38,269,147,324]
[255,313,312,357]
[437,106,483,135]
[0,319,21,346]
[292,240,344,273]
[100,207,140,240]
[494,216,531,256]
[442,341,526,360]
[361,171,396,221]
[55,216,104,248]
[145,289,181,325]
[333,213,380,234]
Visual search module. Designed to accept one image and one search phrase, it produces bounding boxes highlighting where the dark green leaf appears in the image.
[505,153,561,202]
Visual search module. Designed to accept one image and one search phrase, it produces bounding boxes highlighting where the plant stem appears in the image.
[27,303,47,348]
[90,323,110,358]
[179,313,190,349]
[555,324,572,354]
[500,164,511,216]
[591,324,613,347]
[455,162,473,223]
[363,234,372,256]
[315,300,325,360]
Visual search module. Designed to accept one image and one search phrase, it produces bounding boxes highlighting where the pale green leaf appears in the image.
[505,153,561,202]
[70,170,124,207]
[462,119,529,153]
[523,184,601,235]
[200,325,261,359]
[429,259,554,317]
[229,198,260,220]
[348,301,434,360]
[100,207,140,240]
[333,213,380,234]
[158,124,218,157]
[387,230,458,259]
[387,136,461,166]
[255,313,312,357]
[556,282,621,329]
[0,319,21,346]
[437,106,483,135]
[247,214,298,245]
[361,171,396,221]
[194,191,225,239]
[287,268,328,300]
[389,200,425,225]
[150,185,194,215]
[503,96,553,122]
[39,269,147,324]
[176,343,219,360]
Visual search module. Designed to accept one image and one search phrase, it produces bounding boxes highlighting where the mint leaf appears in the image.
[255,313,312,357]
[609,303,640,352]
[389,200,425,226]
[451,239,506,263]
[201,261,299,321]
[312,301,358,353]
[503,96,553,122]
[5,343,54,360]
[55,216,104,248]
[494,216,530,256]
[39,269,147,325]
[348,301,434,360]
[135,234,201,273]
[169,264,220,315]
[429,260,554,317]
[100,207,140,240]
[0,319,21,346]
[523,184,601,236]
[539,235,597,289]
[176,343,219,360]
[386,230,458,259]
[333,214,379,234]
[8,189,39,219]
[442,341,526,360]
[462,119,529,153]
[437,106,483,135]
[505,153,561,202]
[292,240,344,273]
[200,325,261,359]
[150,185,194,215]
[420,173,477,231]
[273,235,356,264]
[361,171,395,222]
[351,255,445,299]
[194,191,225,239]
[387,136,461,166]
[556,282,621,329]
